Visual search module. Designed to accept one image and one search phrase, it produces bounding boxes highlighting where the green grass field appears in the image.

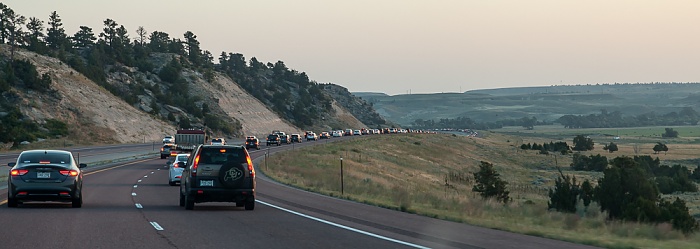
[261,132,700,249]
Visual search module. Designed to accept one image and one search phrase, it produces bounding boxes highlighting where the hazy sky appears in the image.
[6,1,700,95]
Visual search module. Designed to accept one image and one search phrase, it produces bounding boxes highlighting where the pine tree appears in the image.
[472,161,510,203]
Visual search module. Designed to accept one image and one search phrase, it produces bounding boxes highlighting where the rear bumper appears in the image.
[186,188,255,203]
[9,182,79,201]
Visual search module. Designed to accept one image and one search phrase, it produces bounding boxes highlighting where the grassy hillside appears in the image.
[261,131,700,249]
[358,83,700,126]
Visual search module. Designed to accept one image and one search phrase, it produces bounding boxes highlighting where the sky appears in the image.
[5,0,700,95]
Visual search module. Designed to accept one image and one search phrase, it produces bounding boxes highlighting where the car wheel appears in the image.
[179,191,185,207]
[7,197,18,208]
[72,192,83,208]
[245,199,255,210]
[184,193,194,210]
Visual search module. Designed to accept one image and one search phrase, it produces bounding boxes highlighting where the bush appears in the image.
[472,161,510,203]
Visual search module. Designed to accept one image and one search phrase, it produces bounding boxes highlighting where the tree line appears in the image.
[0,3,344,144]
[558,108,700,128]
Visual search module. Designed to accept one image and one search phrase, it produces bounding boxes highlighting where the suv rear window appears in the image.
[198,147,246,164]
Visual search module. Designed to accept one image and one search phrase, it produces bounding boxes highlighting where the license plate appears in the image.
[200,180,214,187]
[37,172,51,178]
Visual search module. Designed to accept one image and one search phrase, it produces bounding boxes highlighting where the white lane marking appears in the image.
[150,222,164,231]
[144,175,148,178]
[157,169,161,171]
[138,179,142,183]
[132,193,137,196]
[135,203,143,209]
[151,172,154,174]
[133,185,138,188]
[257,200,430,249]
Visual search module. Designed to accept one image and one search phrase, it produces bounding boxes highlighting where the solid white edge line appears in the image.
[256,200,431,249]
[150,221,164,231]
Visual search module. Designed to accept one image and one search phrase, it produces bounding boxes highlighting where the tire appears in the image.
[72,192,83,208]
[245,199,255,210]
[184,193,194,210]
[219,161,246,189]
[7,197,18,208]
[179,191,185,207]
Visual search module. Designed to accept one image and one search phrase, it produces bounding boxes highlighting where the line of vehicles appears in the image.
[5,127,417,210]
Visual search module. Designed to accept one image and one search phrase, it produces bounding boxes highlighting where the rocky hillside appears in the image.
[1,46,174,144]
[322,83,391,128]
[0,45,375,147]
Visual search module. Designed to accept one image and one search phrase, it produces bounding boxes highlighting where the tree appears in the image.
[662,128,679,138]
[4,7,26,60]
[572,135,594,151]
[521,116,536,130]
[45,11,68,50]
[0,3,10,43]
[652,142,668,154]
[595,156,660,221]
[72,26,96,48]
[183,31,202,65]
[99,18,118,48]
[603,142,618,153]
[472,161,510,203]
[135,26,147,46]
[548,169,579,213]
[148,31,170,52]
[25,17,46,53]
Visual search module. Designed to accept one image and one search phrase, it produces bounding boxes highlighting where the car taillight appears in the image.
[191,154,200,177]
[246,153,255,178]
[59,170,79,176]
[11,169,28,176]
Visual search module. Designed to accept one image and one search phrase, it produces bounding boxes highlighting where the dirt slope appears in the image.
[4,46,176,143]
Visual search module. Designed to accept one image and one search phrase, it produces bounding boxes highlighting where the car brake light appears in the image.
[246,153,255,177]
[11,169,28,176]
[59,170,79,176]
[192,154,200,177]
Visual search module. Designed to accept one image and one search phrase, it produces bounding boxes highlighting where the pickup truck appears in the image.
[266,134,281,146]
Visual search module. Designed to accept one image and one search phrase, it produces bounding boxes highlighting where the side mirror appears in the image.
[79,163,87,168]
[8,162,16,167]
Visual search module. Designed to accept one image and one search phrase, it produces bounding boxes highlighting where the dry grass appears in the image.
[261,132,700,249]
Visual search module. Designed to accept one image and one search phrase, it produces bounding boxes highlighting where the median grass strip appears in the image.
[261,133,700,249]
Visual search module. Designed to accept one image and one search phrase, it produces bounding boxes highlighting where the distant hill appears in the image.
[360,83,700,126]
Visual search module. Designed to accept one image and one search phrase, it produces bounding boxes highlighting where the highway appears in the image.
[0,139,600,249]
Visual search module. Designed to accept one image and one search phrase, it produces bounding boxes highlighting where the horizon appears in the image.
[6,1,700,95]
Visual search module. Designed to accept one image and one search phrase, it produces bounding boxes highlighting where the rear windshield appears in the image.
[176,154,189,161]
[268,135,278,139]
[17,152,71,165]
[199,147,246,164]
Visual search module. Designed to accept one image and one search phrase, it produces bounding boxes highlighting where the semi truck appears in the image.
[175,129,207,151]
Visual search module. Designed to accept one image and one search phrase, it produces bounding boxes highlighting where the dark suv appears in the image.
[179,145,256,210]
[266,134,281,146]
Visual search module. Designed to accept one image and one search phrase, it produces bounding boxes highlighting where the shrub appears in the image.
[472,161,510,204]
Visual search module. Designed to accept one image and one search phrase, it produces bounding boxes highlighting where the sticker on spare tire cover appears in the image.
[224,167,243,182]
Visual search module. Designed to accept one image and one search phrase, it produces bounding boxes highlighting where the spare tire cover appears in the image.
[219,161,246,188]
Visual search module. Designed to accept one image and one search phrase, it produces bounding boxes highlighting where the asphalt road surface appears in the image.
[0,138,600,249]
